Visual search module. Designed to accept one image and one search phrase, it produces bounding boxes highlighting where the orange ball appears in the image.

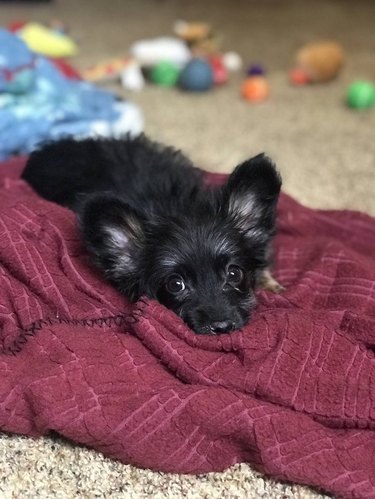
[241,76,269,102]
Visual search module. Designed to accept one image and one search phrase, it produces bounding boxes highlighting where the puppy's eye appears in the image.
[226,265,244,286]
[166,275,186,294]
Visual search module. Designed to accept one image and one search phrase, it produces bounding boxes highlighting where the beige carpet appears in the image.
[0,0,374,497]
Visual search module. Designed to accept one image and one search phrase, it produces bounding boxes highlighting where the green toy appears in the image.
[346,81,375,110]
[150,61,180,87]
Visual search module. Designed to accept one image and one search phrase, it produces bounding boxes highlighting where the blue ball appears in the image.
[179,58,214,92]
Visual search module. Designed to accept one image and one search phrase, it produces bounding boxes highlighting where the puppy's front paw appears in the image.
[257,269,285,293]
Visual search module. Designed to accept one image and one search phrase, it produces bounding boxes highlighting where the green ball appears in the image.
[346,80,375,110]
[150,61,180,87]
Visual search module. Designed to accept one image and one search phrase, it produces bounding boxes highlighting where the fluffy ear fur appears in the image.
[78,194,145,293]
[223,153,282,234]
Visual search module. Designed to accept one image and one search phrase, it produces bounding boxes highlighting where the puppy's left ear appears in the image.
[223,153,282,233]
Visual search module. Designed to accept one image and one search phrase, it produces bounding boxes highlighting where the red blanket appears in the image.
[1,158,375,498]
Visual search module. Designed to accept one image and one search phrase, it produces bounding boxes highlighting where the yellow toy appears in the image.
[19,23,78,58]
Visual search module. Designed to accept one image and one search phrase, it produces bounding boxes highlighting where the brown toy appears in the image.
[291,41,345,84]
[173,20,212,43]
[173,20,220,56]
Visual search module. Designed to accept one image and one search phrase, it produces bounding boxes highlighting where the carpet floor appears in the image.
[0,0,374,497]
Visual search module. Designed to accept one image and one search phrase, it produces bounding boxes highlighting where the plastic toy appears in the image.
[130,37,190,68]
[179,58,214,92]
[81,57,130,82]
[291,41,345,84]
[222,51,243,72]
[150,61,180,87]
[173,20,218,56]
[121,61,145,91]
[241,76,269,102]
[346,81,375,110]
[173,20,212,44]
[247,63,266,76]
[289,68,310,86]
[18,22,78,58]
[209,56,228,85]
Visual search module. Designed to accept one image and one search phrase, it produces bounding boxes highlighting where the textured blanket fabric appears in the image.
[0,158,374,499]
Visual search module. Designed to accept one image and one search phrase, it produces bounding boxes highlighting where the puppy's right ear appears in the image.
[223,153,282,233]
[78,194,145,284]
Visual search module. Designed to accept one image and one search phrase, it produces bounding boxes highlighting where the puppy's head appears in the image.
[79,154,281,334]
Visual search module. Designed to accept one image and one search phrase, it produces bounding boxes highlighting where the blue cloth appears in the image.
[0,29,143,160]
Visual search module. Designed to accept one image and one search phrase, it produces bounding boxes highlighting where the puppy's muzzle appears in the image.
[209,320,235,334]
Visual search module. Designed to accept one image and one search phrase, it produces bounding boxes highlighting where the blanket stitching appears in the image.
[0,299,147,356]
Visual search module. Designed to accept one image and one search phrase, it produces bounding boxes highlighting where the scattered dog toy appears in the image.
[247,63,266,77]
[130,37,191,68]
[346,81,375,110]
[81,57,131,82]
[179,58,214,91]
[17,22,78,58]
[289,68,310,86]
[209,55,228,85]
[173,20,212,44]
[150,61,180,87]
[121,61,145,91]
[173,20,219,57]
[241,76,269,102]
[290,41,345,84]
[222,51,243,72]
[116,24,241,94]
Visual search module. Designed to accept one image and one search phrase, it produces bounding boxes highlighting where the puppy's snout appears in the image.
[209,320,235,334]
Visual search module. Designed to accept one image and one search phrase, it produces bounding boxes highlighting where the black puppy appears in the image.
[22,135,282,334]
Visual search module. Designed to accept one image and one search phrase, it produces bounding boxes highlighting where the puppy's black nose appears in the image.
[209,320,234,334]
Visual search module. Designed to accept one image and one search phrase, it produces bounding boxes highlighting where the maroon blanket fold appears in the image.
[1,158,375,499]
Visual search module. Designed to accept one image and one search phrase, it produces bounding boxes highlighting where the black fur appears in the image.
[22,135,282,334]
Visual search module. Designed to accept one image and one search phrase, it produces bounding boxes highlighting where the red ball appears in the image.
[289,68,310,85]
[209,56,228,85]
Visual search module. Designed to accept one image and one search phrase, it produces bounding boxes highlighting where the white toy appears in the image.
[121,61,145,91]
[130,37,191,67]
